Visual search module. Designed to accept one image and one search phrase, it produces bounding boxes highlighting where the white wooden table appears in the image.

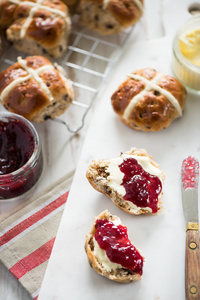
[0,0,197,299]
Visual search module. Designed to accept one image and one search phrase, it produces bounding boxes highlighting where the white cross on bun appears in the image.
[111,68,187,131]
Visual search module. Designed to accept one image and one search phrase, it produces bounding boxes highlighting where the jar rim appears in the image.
[0,111,41,181]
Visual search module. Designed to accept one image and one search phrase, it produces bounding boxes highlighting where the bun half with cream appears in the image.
[85,210,144,282]
[86,148,165,215]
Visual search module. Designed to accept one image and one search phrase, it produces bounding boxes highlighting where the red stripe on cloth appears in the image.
[0,191,69,247]
[34,296,38,300]
[9,237,56,279]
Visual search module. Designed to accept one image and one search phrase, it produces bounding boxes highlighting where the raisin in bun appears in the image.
[3,0,71,58]
[76,0,144,35]
[111,68,187,131]
[85,210,144,282]
[0,56,74,122]
[86,148,165,215]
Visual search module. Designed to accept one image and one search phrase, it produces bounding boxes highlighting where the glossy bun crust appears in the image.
[0,0,18,28]
[0,56,74,122]
[77,0,144,35]
[111,68,187,131]
[0,0,71,58]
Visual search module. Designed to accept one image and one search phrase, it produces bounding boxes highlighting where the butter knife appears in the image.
[181,156,200,300]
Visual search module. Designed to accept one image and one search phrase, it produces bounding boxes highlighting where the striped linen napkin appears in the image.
[0,170,74,300]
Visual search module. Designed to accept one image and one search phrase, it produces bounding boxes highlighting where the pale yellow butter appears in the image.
[179,27,200,66]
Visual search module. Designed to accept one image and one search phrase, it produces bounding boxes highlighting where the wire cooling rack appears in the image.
[0,17,134,133]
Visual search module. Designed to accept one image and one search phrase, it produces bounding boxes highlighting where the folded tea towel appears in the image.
[0,170,74,300]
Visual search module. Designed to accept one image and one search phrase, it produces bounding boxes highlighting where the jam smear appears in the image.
[182,156,199,190]
[0,119,35,175]
[119,158,162,213]
[95,218,143,275]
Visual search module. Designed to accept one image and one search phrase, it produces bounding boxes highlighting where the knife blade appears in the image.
[181,156,200,300]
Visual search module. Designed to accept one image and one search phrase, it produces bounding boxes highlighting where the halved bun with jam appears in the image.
[85,210,144,282]
[86,148,165,215]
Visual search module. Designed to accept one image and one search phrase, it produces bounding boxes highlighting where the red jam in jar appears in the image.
[0,119,35,175]
[0,112,43,200]
[119,158,162,213]
[95,218,143,275]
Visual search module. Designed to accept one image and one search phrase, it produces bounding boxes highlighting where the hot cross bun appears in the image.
[0,0,71,58]
[0,55,74,122]
[111,68,187,131]
[76,0,144,35]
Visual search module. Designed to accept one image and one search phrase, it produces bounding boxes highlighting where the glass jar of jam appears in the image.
[0,112,43,200]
